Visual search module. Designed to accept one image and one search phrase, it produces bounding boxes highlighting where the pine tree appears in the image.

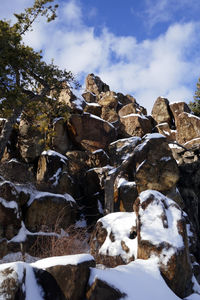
[189,77,200,116]
[0,0,78,160]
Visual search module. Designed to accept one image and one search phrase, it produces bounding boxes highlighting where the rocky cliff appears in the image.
[0,73,200,299]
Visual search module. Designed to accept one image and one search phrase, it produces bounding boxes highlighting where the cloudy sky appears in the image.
[1,0,200,112]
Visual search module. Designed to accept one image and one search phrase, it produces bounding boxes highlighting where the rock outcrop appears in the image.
[0,73,200,300]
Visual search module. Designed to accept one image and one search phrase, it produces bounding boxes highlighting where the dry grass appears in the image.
[29,225,91,258]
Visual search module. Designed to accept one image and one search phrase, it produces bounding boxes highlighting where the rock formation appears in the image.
[0,73,200,299]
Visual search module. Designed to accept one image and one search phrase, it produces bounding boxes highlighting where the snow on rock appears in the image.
[90,212,137,267]
[31,253,94,269]
[138,190,184,249]
[134,190,192,298]
[0,262,44,300]
[89,257,181,300]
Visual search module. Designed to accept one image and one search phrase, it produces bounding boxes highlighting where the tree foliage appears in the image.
[189,77,200,116]
[0,0,79,158]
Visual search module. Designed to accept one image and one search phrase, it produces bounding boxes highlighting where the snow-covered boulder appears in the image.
[89,212,137,267]
[0,254,95,300]
[32,254,95,300]
[134,190,192,298]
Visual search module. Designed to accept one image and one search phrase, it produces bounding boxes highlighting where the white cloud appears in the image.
[144,0,200,28]
[1,0,200,113]
[0,0,34,22]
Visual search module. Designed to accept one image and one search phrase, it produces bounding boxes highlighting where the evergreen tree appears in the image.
[0,0,78,159]
[189,77,200,116]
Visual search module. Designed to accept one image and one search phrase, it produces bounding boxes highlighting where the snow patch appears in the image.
[99,212,137,262]
[31,254,94,270]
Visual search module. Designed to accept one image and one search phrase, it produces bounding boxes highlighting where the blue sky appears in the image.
[1,0,200,112]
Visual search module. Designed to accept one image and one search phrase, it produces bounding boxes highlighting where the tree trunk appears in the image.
[0,106,23,161]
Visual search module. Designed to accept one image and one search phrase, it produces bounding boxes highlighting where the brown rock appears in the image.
[134,190,192,298]
[151,97,172,125]
[134,133,179,193]
[84,102,102,117]
[42,255,95,300]
[86,278,126,300]
[0,181,18,202]
[58,85,85,113]
[170,102,191,126]
[36,150,74,195]
[176,112,200,144]
[18,118,45,163]
[89,149,110,168]
[108,136,141,166]
[85,73,110,95]
[25,193,77,232]
[156,122,176,141]
[66,150,90,177]
[82,91,97,103]
[68,113,117,152]
[116,179,138,212]
[0,160,34,184]
[0,200,21,240]
[52,118,70,154]
[119,114,152,138]
[98,91,119,123]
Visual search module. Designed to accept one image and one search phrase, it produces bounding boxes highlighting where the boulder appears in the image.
[156,122,176,141]
[85,166,113,194]
[52,117,70,154]
[85,73,110,95]
[66,150,90,177]
[25,192,77,232]
[18,118,45,163]
[176,112,200,144]
[32,254,95,300]
[84,102,102,117]
[134,133,179,193]
[119,114,152,138]
[0,160,34,184]
[118,102,145,117]
[151,97,172,126]
[169,102,191,126]
[134,190,192,298]
[0,199,21,240]
[36,150,74,195]
[115,178,138,212]
[86,278,126,300]
[58,85,85,113]
[108,136,141,166]
[89,212,137,267]
[98,91,119,123]
[82,91,97,103]
[88,149,110,168]
[178,160,200,260]
[68,113,117,152]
